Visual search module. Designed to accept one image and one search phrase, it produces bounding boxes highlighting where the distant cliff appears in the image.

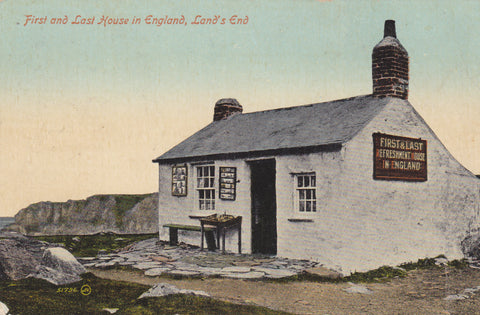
[4,193,158,236]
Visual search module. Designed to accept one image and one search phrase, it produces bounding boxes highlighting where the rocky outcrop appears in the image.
[4,193,158,236]
[0,234,86,285]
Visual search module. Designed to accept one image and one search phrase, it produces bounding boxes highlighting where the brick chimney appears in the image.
[372,20,409,99]
[213,98,243,121]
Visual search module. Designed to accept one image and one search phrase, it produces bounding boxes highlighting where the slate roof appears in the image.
[154,95,391,163]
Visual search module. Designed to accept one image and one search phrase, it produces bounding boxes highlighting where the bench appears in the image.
[162,224,215,250]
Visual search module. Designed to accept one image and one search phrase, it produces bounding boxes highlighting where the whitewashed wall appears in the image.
[157,158,253,253]
[276,98,480,274]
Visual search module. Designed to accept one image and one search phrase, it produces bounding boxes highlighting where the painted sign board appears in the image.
[373,133,427,181]
[171,165,188,196]
[219,167,237,200]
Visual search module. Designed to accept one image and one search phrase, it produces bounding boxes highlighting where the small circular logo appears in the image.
[80,284,92,296]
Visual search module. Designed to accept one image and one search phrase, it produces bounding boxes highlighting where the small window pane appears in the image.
[298,176,303,187]
[296,174,316,213]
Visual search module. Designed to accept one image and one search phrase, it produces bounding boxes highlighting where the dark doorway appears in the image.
[249,159,277,255]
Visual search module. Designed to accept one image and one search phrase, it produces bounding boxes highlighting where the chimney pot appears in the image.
[384,20,396,38]
[213,98,242,121]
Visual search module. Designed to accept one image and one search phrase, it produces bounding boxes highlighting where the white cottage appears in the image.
[153,20,480,275]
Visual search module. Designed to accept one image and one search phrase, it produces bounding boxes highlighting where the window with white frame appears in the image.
[296,173,316,212]
[196,165,215,210]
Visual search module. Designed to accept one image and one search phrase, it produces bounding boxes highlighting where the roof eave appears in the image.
[152,142,343,165]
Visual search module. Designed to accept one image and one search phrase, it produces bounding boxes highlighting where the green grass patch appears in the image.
[271,255,471,284]
[0,273,289,315]
[32,233,157,257]
[119,295,290,315]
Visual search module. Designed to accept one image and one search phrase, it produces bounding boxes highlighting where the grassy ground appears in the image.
[32,233,157,257]
[0,273,288,315]
[13,234,469,314]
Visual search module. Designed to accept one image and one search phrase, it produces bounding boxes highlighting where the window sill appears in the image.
[288,218,314,223]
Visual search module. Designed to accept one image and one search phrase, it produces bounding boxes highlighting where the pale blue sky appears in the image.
[1,0,479,216]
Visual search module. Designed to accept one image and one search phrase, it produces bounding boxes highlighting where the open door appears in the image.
[249,159,277,255]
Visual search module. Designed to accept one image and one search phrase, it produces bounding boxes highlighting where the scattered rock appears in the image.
[343,283,373,294]
[101,308,119,314]
[144,268,171,276]
[72,237,80,242]
[222,271,265,279]
[304,266,342,279]
[0,301,9,315]
[138,283,209,299]
[133,262,163,270]
[221,266,251,273]
[149,256,174,263]
[435,257,449,266]
[169,270,200,277]
[253,258,275,263]
[444,294,469,301]
[253,267,296,278]
[232,260,260,267]
[463,286,480,294]
[78,257,96,261]
[79,237,341,280]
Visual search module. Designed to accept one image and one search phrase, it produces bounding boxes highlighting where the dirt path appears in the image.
[92,266,480,314]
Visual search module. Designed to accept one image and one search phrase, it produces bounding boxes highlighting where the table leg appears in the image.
[238,225,241,254]
[200,223,204,251]
[222,227,226,254]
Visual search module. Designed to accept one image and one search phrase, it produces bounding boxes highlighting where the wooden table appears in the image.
[200,214,242,253]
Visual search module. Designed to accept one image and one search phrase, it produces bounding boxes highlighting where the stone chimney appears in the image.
[213,98,243,121]
[372,20,409,99]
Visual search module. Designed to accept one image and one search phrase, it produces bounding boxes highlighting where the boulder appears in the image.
[0,237,46,280]
[32,265,82,286]
[0,301,8,315]
[0,238,85,285]
[42,247,86,275]
[30,247,86,285]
